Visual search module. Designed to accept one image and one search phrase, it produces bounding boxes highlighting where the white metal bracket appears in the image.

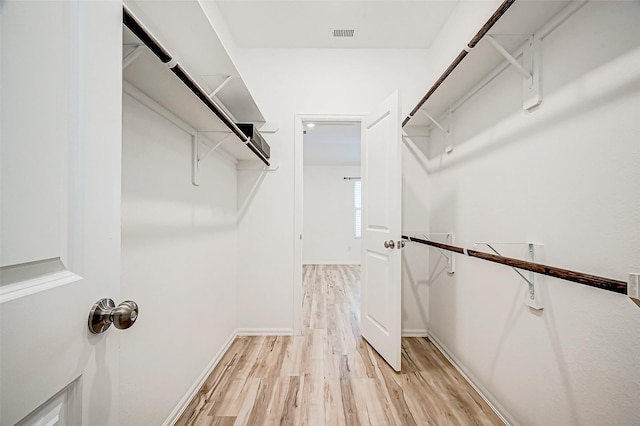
[208,75,234,99]
[419,109,453,154]
[191,131,233,186]
[122,44,143,69]
[237,159,280,172]
[474,242,543,310]
[419,232,455,274]
[486,35,541,111]
[628,273,640,308]
[259,123,280,134]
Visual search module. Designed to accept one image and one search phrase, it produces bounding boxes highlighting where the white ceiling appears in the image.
[303,123,361,165]
[214,0,459,48]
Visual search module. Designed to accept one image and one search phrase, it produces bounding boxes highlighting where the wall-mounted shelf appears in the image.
[122,1,271,166]
[403,0,577,141]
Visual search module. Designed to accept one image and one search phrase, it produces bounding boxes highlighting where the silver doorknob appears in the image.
[384,240,395,249]
[88,298,139,334]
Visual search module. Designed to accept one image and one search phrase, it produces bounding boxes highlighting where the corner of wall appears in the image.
[162,330,239,426]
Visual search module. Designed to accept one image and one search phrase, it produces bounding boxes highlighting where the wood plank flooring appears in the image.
[176,264,503,426]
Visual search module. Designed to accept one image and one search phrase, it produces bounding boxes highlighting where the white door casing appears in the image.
[360,91,402,371]
[0,1,122,424]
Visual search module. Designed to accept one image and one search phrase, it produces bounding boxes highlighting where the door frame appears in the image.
[293,114,365,335]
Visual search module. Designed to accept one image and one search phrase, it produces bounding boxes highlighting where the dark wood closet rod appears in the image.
[123,7,172,63]
[402,235,629,296]
[122,5,270,167]
[403,0,517,126]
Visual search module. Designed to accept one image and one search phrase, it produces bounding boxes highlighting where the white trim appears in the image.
[427,332,514,426]
[293,114,365,336]
[302,262,361,266]
[0,271,83,304]
[236,328,294,336]
[401,329,429,337]
[163,330,238,426]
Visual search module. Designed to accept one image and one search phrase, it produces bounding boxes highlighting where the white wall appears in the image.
[120,94,238,424]
[401,145,431,335]
[234,47,434,332]
[398,0,505,335]
[425,2,640,424]
[303,165,361,264]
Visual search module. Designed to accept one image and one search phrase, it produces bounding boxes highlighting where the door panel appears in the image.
[360,92,402,371]
[0,1,122,424]
[364,251,392,330]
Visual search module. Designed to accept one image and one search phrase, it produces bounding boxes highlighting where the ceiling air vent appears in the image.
[330,28,357,38]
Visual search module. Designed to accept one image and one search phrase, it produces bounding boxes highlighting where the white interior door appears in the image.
[360,91,402,371]
[1,1,123,424]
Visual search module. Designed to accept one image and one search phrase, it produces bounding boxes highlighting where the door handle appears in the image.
[88,298,139,334]
[383,240,395,249]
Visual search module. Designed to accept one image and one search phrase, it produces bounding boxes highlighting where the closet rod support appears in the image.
[192,132,234,186]
[237,159,280,172]
[199,132,233,162]
[413,233,455,274]
[485,36,531,80]
[474,242,543,309]
[629,274,640,308]
[419,110,454,154]
[122,44,143,69]
[486,35,542,110]
[208,75,234,99]
[419,110,449,135]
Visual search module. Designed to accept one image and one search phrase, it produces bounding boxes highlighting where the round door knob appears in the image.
[384,240,395,249]
[88,298,139,334]
[112,300,139,330]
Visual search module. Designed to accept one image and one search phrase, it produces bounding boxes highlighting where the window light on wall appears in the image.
[354,181,361,239]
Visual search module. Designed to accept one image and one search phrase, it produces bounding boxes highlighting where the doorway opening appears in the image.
[293,115,363,335]
[302,122,361,264]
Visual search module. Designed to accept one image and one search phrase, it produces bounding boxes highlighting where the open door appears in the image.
[360,91,402,371]
[1,2,123,424]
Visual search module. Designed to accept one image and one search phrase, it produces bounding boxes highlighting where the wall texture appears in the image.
[120,94,238,424]
[303,165,362,265]
[234,47,436,332]
[424,2,640,424]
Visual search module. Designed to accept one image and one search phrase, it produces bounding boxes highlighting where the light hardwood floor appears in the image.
[176,264,503,425]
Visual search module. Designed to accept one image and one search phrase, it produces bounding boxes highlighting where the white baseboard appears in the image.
[427,332,515,426]
[236,328,294,336]
[402,329,429,337]
[163,331,238,426]
[302,262,360,266]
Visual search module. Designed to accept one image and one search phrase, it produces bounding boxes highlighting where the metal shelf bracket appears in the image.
[474,242,543,310]
[191,131,233,186]
[629,273,640,308]
[412,232,456,274]
[208,75,234,99]
[419,109,454,154]
[122,44,143,69]
[485,35,542,111]
[237,159,280,172]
